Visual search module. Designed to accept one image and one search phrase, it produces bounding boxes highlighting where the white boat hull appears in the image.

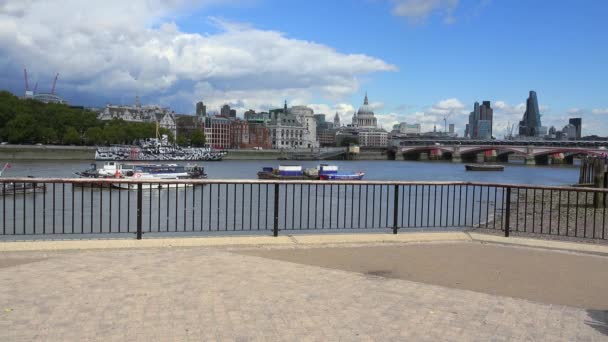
[112,183,194,190]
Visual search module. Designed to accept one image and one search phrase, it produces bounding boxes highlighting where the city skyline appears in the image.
[1,1,607,136]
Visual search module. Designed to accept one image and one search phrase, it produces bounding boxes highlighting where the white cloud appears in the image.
[391,0,459,23]
[592,108,608,115]
[0,1,396,113]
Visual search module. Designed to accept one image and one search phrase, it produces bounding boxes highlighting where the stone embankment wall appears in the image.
[0,145,96,160]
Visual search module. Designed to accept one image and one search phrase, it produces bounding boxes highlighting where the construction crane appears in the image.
[23,68,29,93]
[51,73,59,94]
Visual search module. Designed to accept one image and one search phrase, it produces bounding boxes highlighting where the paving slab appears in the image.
[0,243,607,341]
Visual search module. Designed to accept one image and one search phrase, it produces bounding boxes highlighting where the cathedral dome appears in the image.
[351,93,378,128]
[356,94,374,117]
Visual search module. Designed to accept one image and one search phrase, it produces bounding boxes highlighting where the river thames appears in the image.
[6,159,580,185]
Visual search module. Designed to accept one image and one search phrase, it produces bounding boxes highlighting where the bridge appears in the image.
[389,140,608,165]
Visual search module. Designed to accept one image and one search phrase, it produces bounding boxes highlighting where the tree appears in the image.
[189,130,206,147]
[63,127,81,145]
[85,127,105,145]
[176,135,189,147]
[339,136,359,147]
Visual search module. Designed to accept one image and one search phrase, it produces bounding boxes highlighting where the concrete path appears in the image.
[1,237,607,341]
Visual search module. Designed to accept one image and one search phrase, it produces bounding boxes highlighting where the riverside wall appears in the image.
[0,145,391,161]
[0,145,96,160]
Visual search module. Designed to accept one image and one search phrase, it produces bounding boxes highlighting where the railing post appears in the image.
[273,183,279,237]
[393,184,399,234]
[136,183,143,240]
[504,187,511,237]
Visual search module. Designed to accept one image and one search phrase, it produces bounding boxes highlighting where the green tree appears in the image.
[85,127,105,145]
[40,127,58,144]
[63,127,81,145]
[189,130,206,147]
[339,136,359,147]
[176,135,189,147]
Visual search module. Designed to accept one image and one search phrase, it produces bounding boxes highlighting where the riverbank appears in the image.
[0,144,96,160]
[0,144,388,161]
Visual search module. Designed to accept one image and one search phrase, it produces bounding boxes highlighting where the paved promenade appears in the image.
[1,234,607,341]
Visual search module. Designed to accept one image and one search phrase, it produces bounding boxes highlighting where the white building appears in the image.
[352,93,378,128]
[358,130,388,147]
[562,123,577,140]
[345,93,388,147]
[267,110,306,149]
[289,105,318,148]
[98,98,177,137]
[398,122,421,135]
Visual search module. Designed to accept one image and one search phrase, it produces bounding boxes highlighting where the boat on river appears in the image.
[95,127,226,161]
[257,165,310,180]
[0,163,46,195]
[465,164,505,171]
[307,165,365,180]
[76,161,207,189]
[257,164,365,180]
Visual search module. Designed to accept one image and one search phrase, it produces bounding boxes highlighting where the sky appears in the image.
[1,0,607,137]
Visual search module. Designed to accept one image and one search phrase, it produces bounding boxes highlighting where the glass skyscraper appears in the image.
[518,91,543,137]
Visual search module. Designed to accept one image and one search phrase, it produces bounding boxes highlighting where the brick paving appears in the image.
[0,245,606,341]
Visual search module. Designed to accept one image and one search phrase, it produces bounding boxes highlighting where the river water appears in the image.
[3,159,579,185]
[0,159,580,238]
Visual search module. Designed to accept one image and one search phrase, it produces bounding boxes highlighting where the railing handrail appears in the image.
[1,177,608,193]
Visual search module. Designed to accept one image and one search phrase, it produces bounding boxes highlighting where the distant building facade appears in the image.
[203,116,230,149]
[98,100,177,137]
[289,105,318,148]
[466,101,493,139]
[196,101,206,118]
[397,122,421,135]
[569,118,582,139]
[343,94,388,147]
[220,104,231,118]
[267,103,306,149]
[562,123,577,140]
[519,91,546,137]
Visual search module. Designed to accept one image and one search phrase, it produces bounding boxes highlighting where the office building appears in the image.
[519,91,545,137]
[568,118,582,139]
[466,101,493,139]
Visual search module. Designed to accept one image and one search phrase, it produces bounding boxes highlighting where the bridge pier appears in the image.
[452,153,462,163]
[524,155,536,166]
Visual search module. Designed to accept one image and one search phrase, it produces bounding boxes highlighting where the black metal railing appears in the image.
[0,178,606,241]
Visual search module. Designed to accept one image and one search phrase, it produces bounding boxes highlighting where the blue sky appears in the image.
[1,0,607,136]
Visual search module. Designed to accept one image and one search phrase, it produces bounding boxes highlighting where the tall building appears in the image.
[288,105,318,148]
[333,112,340,127]
[562,123,577,140]
[519,91,544,137]
[449,124,455,134]
[203,116,231,149]
[229,109,237,118]
[220,104,231,118]
[568,118,582,139]
[466,101,493,139]
[195,101,206,117]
